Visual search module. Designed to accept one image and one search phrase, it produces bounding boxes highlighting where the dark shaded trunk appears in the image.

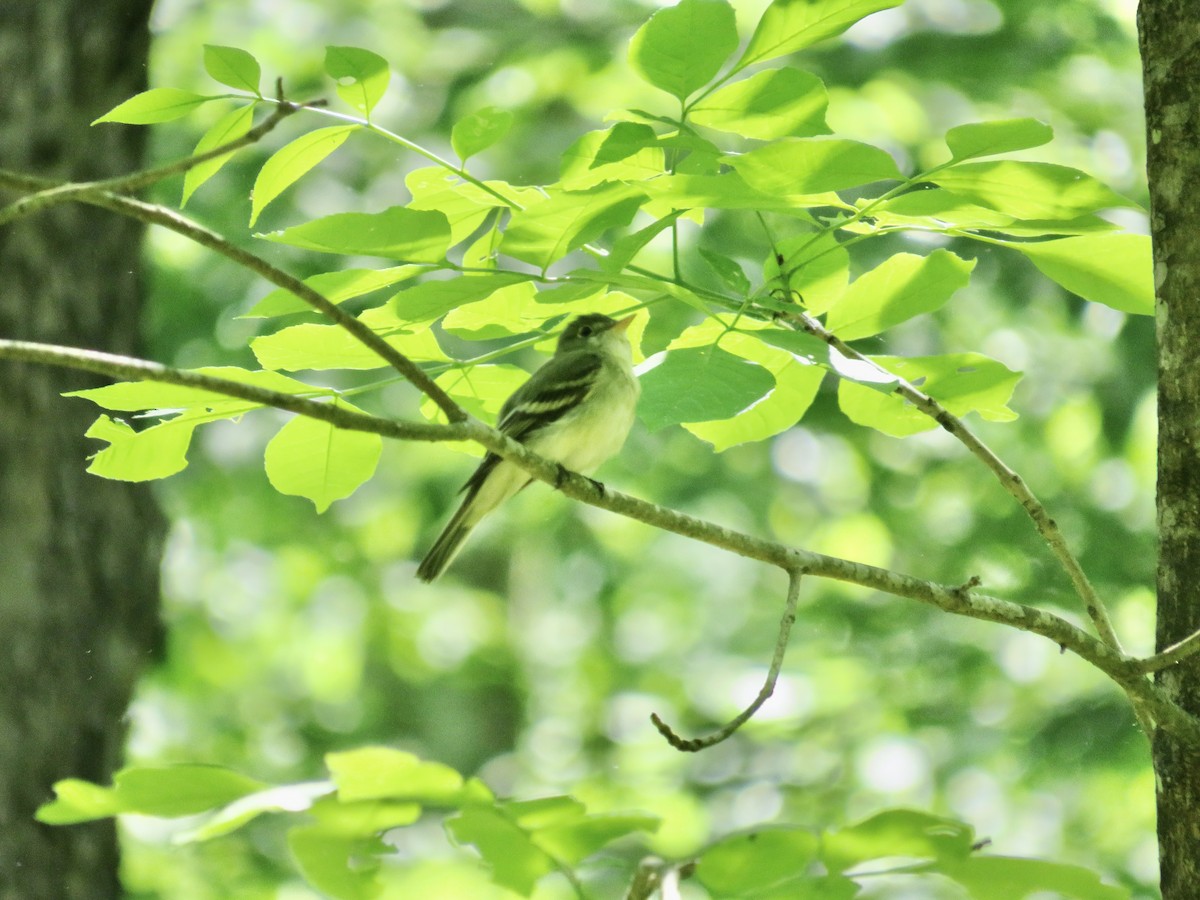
[1139,0,1200,896]
[0,2,164,898]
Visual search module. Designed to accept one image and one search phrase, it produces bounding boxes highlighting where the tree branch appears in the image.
[790,310,1124,655]
[651,570,803,751]
[2,337,1194,744]
[0,97,467,423]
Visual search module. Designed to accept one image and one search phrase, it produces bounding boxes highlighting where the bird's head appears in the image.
[556,312,636,355]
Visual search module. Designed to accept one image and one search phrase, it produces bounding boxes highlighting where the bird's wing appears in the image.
[460,349,602,496]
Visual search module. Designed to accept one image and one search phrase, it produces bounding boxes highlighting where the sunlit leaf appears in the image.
[822,809,975,873]
[251,310,445,371]
[638,346,775,432]
[182,104,256,206]
[391,272,533,323]
[203,44,262,94]
[764,231,850,314]
[727,138,902,194]
[629,0,739,100]
[263,399,382,512]
[501,183,645,270]
[250,125,359,225]
[81,415,197,481]
[560,123,664,190]
[938,855,1130,900]
[92,88,216,125]
[738,0,902,68]
[243,265,423,317]
[324,45,390,116]
[824,249,975,340]
[945,118,1053,162]
[691,67,830,139]
[288,825,382,900]
[446,806,556,896]
[699,247,750,294]
[328,747,472,805]
[1011,233,1153,315]
[451,107,514,162]
[838,353,1021,436]
[698,827,820,895]
[259,207,451,262]
[931,161,1137,220]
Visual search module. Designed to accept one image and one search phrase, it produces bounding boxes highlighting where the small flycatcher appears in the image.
[416,312,640,582]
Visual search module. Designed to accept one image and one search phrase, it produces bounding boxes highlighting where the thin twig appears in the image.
[0,83,311,228]
[651,570,803,752]
[0,337,1196,744]
[791,310,1124,653]
[1137,629,1200,674]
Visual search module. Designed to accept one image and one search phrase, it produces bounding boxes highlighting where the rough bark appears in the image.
[0,2,164,898]
[1139,1,1200,896]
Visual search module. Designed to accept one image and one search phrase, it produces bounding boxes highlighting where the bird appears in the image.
[416,312,640,582]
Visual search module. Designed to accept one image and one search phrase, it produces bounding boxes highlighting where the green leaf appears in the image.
[36,779,123,824]
[824,249,975,340]
[698,827,820,895]
[838,353,1021,437]
[446,805,556,896]
[203,45,262,94]
[324,46,390,116]
[765,231,849,314]
[288,825,382,900]
[534,813,660,866]
[629,0,739,100]
[327,747,473,805]
[65,366,314,412]
[945,118,1053,162]
[560,123,664,190]
[451,107,514,162]
[82,414,197,481]
[727,138,902,195]
[643,172,841,214]
[405,167,531,245]
[259,207,451,262]
[691,68,830,140]
[250,125,359,225]
[179,782,334,842]
[92,88,216,125]
[391,272,533,323]
[938,855,1130,900]
[638,346,775,432]
[263,400,383,512]
[421,365,531,426]
[669,321,825,449]
[243,265,423,317]
[603,213,681,273]
[113,766,267,817]
[931,161,1137,220]
[821,809,974,874]
[501,183,646,270]
[699,247,750,294]
[739,0,903,68]
[1011,233,1154,315]
[251,312,446,371]
[38,766,266,824]
[441,281,541,339]
[182,104,256,207]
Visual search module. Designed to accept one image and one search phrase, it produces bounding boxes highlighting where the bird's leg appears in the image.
[552,464,606,497]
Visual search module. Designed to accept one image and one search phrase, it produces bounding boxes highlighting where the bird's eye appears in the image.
[579,325,594,337]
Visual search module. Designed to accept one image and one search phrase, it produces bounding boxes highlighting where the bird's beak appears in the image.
[613,313,636,333]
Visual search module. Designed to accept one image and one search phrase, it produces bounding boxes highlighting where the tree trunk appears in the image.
[0,2,163,898]
[1139,1,1200,896]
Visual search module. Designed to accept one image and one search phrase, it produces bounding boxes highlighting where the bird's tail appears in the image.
[416,497,476,582]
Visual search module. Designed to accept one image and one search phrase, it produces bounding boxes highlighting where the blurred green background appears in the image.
[118,0,1154,896]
